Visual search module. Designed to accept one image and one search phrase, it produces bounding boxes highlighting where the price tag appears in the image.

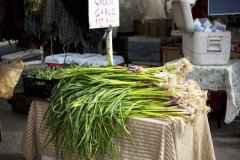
[89,0,120,29]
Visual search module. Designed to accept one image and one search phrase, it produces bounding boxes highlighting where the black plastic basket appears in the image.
[23,76,58,98]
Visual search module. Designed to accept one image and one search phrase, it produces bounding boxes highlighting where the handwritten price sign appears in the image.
[89,0,120,29]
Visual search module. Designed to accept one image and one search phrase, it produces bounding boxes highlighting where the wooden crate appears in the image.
[161,46,183,64]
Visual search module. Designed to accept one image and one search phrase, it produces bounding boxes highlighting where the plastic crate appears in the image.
[23,76,58,98]
[126,36,161,66]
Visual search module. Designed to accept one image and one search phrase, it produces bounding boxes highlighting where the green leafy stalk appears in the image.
[43,65,186,160]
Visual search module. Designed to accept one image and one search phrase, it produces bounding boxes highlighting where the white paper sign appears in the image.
[89,0,120,29]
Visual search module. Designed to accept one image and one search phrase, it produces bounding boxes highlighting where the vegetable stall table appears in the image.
[188,60,240,124]
[23,100,216,160]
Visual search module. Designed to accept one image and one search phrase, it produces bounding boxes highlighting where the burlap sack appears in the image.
[0,59,24,99]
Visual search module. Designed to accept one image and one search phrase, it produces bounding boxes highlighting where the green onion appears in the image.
[43,65,187,160]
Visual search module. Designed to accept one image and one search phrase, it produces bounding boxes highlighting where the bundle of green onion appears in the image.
[45,63,190,159]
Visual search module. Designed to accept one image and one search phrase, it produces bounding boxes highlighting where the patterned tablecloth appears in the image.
[188,60,240,124]
[23,101,215,160]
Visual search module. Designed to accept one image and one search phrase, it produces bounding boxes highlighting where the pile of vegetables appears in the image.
[43,59,208,159]
[27,68,60,80]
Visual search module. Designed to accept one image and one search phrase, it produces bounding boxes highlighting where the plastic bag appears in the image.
[0,60,24,99]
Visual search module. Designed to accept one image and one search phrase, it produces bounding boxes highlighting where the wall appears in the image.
[119,0,172,33]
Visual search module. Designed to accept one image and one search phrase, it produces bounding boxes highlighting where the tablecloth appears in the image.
[188,60,240,123]
[23,100,215,160]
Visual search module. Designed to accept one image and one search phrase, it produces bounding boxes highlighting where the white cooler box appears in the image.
[172,0,231,65]
[183,32,231,65]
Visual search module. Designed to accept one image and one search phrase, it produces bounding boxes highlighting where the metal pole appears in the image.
[40,46,44,64]
[106,27,113,66]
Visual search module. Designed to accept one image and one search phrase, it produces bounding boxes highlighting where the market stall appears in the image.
[21,59,216,160]
[0,0,240,159]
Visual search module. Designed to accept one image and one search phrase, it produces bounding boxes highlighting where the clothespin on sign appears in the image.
[106,26,113,66]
